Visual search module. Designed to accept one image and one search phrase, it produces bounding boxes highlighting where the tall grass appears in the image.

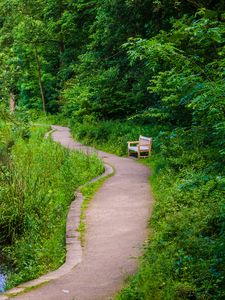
[0,125,104,289]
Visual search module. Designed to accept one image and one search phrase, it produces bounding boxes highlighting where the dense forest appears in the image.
[0,0,225,299]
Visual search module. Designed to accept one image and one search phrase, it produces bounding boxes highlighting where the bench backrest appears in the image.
[139,135,152,147]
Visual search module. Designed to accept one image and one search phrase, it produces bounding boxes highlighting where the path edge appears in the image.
[0,127,114,300]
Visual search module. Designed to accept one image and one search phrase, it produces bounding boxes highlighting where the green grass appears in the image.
[0,124,104,289]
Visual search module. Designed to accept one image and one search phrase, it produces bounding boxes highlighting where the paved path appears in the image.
[13,126,153,300]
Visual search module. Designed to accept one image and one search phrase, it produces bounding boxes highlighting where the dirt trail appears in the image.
[13,126,153,300]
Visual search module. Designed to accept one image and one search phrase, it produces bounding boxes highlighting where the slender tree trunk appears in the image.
[34,46,46,114]
[9,92,15,113]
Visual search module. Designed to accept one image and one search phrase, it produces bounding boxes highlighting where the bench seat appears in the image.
[128,146,150,152]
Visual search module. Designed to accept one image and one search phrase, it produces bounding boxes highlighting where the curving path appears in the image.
[11,126,153,300]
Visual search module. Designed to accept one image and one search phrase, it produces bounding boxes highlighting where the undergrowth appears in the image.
[0,124,104,289]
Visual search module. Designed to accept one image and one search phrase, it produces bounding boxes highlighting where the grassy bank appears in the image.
[0,123,104,289]
[71,120,225,300]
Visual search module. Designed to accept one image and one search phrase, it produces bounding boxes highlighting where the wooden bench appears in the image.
[127,135,152,159]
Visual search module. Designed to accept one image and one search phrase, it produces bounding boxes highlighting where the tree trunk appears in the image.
[34,47,46,114]
[9,92,15,113]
